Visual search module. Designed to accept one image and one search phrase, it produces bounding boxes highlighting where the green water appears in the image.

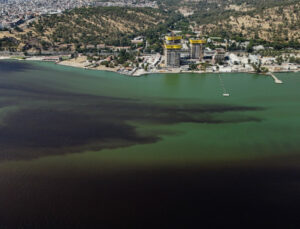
[1,60,300,228]
[0,60,300,168]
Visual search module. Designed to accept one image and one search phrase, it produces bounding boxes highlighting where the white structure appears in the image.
[253,45,265,51]
[229,53,241,65]
[249,54,260,64]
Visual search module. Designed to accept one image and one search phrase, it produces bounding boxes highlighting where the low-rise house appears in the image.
[213,48,226,64]
[261,57,275,65]
[249,54,260,64]
[229,53,241,65]
[203,48,215,63]
[253,45,265,51]
[97,44,106,49]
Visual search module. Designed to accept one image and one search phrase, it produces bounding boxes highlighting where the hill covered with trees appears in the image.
[0,6,178,52]
[163,0,300,48]
[0,0,299,53]
[193,1,300,47]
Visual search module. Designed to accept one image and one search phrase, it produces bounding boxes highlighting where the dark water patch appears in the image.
[0,108,158,160]
[0,100,263,161]
[0,79,91,99]
[0,165,299,228]
[0,83,60,96]
[0,70,138,102]
[0,63,265,160]
[0,60,38,73]
[131,104,263,124]
[0,92,264,161]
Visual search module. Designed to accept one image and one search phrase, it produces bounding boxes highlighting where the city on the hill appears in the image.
[0,0,94,29]
[0,0,157,29]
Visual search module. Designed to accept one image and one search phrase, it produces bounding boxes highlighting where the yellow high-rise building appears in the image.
[189,39,206,60]
[164,35,182,67]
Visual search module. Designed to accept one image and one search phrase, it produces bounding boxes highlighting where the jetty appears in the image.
[268,72,283,84]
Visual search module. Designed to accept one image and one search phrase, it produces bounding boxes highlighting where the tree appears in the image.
[276,56,283,65]
[246,41,254,53]
[189,63,198,70]
[251,60,268,74]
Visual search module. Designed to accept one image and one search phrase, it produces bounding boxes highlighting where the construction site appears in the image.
[164,34,217,68]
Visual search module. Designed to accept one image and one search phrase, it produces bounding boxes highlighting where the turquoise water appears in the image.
[0,60,299,228]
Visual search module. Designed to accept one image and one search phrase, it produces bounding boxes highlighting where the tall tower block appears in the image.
[189,39,206,60]
[164,35,182,67]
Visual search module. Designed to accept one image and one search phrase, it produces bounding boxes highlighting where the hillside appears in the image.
[196,2,300,45]
[0,7,174,53]
[158,0,299,18]
[157,0,300,46]
[0,0,300,53]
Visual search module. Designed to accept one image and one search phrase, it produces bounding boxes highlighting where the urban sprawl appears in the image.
[0,0,157,29]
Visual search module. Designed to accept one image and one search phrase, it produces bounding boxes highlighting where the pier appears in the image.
[268,72,283,84]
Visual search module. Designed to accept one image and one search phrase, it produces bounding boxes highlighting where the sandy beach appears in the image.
[0,56,11,60]
[58,56,121,73]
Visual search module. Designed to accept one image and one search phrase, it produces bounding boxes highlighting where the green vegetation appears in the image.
[199,63,211,72]
[0,37,19,51]
[289,56,300,64]
[189,63,198,70]
[5,6,174,52]
[168,0,300,49]
[141,12,183,54]
[117,49,134,64]
[252,61,269,73]
[1,0,300,53]
[215,2,299,47]
[10,56,25,60]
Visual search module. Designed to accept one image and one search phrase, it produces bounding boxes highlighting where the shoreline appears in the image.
[1,56,299,76]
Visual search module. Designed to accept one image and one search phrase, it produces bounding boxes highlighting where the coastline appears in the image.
[0,56,299,76]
